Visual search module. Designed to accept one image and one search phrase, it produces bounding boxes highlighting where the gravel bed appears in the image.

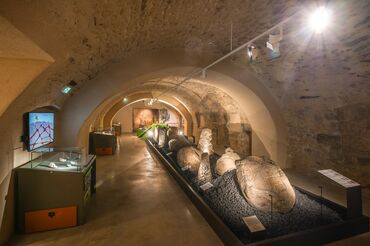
[161,147,344,243]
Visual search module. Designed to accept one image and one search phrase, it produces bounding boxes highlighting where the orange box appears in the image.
[25,206,77,233]
[96,147,113,155]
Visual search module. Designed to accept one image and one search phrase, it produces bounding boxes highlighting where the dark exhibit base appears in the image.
[146,140,369,246]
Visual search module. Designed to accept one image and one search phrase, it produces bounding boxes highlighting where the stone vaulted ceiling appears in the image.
[0,0,300,108]
[0,0,369,183]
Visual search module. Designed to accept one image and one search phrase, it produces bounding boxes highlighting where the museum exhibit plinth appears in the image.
[15,148,96,233]
[146,138,369,246]
[89,130,117,155]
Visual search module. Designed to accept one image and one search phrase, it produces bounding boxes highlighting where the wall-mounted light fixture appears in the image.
[123,97,129,104]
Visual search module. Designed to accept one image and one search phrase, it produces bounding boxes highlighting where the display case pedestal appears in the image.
[15,148,96,233]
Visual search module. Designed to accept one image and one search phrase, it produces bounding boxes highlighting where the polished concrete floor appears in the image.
[8,135,222,245]
[8,134,370,245]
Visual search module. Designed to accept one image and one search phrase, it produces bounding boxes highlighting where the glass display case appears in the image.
[15,147,96,233]
[21,147,88,172]
[89,129,117,155]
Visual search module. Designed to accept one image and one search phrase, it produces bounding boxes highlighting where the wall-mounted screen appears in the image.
[24,112,55,151]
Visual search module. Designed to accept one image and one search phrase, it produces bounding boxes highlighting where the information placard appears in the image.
[243,215,266,233]
[318,169,359,188]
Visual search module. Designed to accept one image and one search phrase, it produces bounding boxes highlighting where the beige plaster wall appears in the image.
[0,16,54,117]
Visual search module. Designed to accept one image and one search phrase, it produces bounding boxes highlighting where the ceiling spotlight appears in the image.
[309,6,331,33]
[266,27,283,53]
[123,97,128,103]
[247,45,259,61]
[145,98,158,106]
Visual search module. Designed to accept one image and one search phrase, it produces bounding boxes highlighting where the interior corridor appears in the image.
[8,135,222,246]
[6,134,370,245]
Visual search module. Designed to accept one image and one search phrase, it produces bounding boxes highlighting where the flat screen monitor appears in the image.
[24,112,55,151]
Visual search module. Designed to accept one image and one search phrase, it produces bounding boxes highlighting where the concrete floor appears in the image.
[8,135,222,246]
[7,134,370,245]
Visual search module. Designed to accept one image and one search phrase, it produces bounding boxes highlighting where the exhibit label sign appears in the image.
[243,215,266,233]
[318,169,360,188]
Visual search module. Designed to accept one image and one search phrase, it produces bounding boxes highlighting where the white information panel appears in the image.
[200,182,214,191]
[318,169,360,188]
[243,215,266,233]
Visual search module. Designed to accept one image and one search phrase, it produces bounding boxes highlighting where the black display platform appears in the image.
[146,140,369,246]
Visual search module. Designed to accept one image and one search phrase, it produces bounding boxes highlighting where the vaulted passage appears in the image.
[0,1,369,245]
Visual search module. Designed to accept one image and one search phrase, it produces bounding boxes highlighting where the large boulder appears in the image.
[215,148,240,175]
[197,153,212,184]
[236,156,296,213]
[177,146,201,172]
[197,128,214,154]
[168,135,191,152]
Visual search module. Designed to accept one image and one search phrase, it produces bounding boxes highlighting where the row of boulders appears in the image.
[162,127,296,213]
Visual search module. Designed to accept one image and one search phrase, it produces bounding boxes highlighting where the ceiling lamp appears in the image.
[122,97,129,104]
[309,6,331,33]
[247,45,259,61]
[145,98,158,106]
[266,27,283,53]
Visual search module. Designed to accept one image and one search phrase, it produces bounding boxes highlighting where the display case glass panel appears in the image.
[21,147,88,172]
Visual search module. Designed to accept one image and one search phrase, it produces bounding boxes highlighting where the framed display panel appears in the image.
[23,112,55,151]
[132,108,159,131]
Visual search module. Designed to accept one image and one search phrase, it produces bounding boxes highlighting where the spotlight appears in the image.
[309,7,331,33]
[146,98,158,106]
[247,45,259,61]
[147,130,153,137]
[123,97,128,103]
[178,129,183,135]
[266,27,283,53]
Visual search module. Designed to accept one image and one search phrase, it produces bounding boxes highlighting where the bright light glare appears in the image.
[147,130,153,137]
[309,7,331,33]
[178,129,183,135]
[123,97,128,103]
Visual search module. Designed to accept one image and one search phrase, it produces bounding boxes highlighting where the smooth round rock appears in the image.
[215,147,240,176]
[236,156,296,213]
[177,146,201,172]
[168,135,191,152]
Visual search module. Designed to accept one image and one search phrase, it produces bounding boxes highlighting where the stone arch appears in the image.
[102,91,193,136]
